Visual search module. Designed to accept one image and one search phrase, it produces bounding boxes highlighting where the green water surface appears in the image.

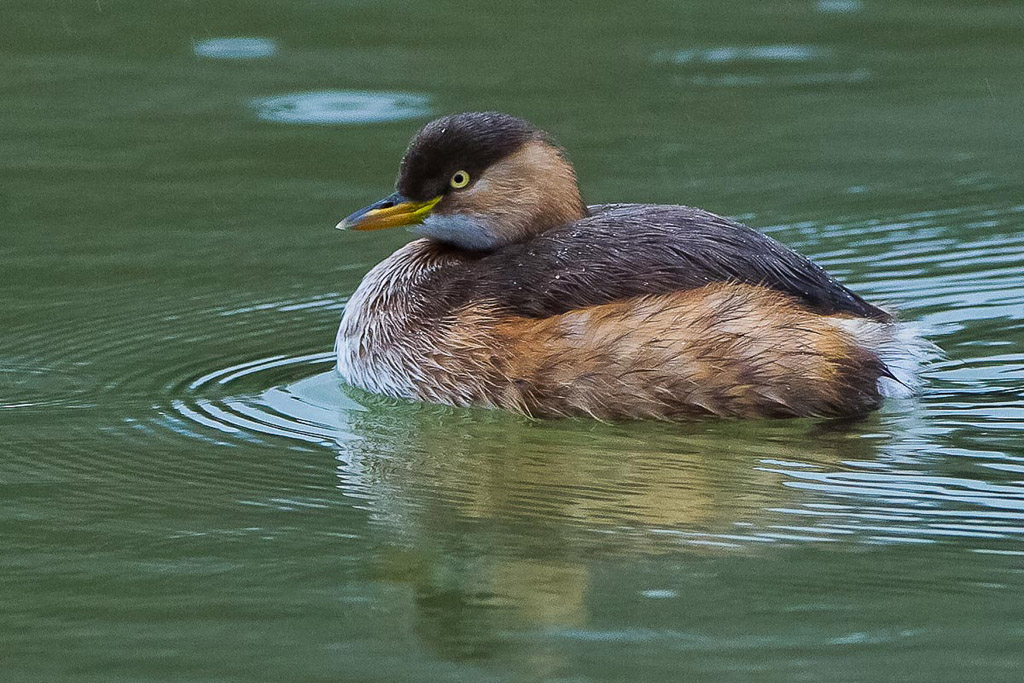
[3,1,1024,681]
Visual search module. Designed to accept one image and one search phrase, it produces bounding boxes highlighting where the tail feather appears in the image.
[830,318,942,398]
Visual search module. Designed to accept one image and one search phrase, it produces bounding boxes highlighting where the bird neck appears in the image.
[508,139,589,234]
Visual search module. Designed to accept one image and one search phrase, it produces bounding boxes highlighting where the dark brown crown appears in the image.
[396,112,541,201]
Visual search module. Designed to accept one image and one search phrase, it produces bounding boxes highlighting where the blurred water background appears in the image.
[2,1,1023,680]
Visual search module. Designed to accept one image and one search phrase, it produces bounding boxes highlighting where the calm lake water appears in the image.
[3,1,1023,681]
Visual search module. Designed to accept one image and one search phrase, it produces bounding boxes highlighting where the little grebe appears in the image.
[335,112,933,419]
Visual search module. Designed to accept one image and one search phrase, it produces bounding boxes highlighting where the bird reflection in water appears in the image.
[327,400,890,667]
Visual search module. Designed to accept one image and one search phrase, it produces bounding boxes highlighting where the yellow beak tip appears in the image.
[336,195,442,233]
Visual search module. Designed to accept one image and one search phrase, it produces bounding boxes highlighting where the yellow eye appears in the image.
[449,170,470,189]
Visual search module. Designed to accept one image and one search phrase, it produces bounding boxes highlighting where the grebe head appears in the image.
[337,112,588,251]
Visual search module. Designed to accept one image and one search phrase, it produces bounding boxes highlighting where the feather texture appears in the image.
[414,203,890,322]
[335,239,909,419]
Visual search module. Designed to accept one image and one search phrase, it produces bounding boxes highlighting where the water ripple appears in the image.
[817,0,863,13]
[251,90,431,125]
[655,43,872,88]
[193,37,278,60]
[4,203,1022,556]
[659,45,831,65]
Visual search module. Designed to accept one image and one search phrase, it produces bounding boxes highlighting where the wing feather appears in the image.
[423,204,889,321]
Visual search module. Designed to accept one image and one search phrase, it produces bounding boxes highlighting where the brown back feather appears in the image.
[417,204,890,324]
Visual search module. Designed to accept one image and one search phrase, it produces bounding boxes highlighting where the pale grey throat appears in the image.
[412,213,504,251]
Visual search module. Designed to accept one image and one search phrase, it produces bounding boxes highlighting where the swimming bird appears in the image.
[335,112,932,419]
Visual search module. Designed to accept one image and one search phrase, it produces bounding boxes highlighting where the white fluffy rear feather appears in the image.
[830,318,941,398]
